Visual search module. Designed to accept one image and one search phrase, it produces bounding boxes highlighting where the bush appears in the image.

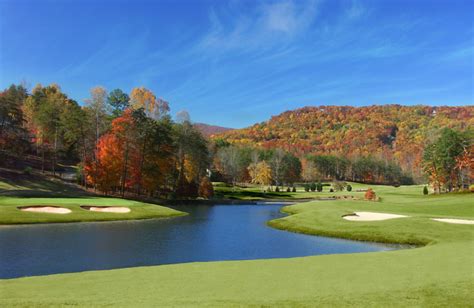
[468,184,474,192]
[286,187,291,192]
[423,186,429,195]
[364,188,377,201]
[292,186,296,192]
[304,184,310,192]
[329,188,334,192]
[317,182,323,192]
[346,184,352,192]
[310,182,317,192]
[333,181,347,191]
[275,186,280,192]
[23,166,32,175]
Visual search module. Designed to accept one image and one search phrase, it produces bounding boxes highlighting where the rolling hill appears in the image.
[194,123,234,136]
[214,105,474,178]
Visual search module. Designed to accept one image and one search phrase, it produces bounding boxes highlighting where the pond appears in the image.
[0,204,400,279]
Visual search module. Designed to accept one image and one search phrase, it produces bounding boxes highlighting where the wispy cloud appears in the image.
[199,0,320,52]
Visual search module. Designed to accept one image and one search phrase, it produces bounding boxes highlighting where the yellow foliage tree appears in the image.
[130,87,169,120]
[248,161,272,190]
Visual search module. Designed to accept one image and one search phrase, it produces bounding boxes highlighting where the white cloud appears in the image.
[199,0,320,51]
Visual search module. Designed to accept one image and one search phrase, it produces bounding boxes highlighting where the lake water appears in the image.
[0,204,399,279]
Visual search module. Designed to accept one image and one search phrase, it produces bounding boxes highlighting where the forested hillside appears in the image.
[216,105,474,180]
[194,123,233,136]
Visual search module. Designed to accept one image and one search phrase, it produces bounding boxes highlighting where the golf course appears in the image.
[2,0,473,306]
[1,179,473,307]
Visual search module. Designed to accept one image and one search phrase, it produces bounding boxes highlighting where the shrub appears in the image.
[317,182,323,192]
[329,188,334,192]
[286,187,291,192]
[364,188,377,201]
[310,182,317,192]
[23,166,32,175]
[423,186,428,195]
[304,184,310,192]
[469,184,474,192]
[333,181,347,191]
[275,186,280,192]
[346,184,352,192]
[292,186,296,192]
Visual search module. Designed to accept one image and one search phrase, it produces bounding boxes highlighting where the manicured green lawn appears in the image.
[1,184,472,307]
[0,172,185,224]
[0,196,185,224]
[214,181,413,200]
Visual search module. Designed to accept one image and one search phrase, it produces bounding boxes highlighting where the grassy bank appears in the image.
[0,169,185,224]
[213,181,398,200]
[1,184,472,306]
[0,196,185,224]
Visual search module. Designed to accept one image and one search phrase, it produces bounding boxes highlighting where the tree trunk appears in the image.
[121,143,129,197]
[137,134,148,196]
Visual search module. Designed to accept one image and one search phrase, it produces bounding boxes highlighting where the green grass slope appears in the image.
[0,185,472,307]
[0,168,185,224]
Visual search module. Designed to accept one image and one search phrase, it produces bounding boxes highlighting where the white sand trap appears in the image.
[431,218,474,225]
[81,206,131,213]
[343,211,408,221]
[19,206,71,214]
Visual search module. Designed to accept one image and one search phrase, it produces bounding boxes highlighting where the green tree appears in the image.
[0,85,29,157]
[107,89,130,118]
[423,128,471,192]
[24,84,69,174]
[281,152,302,185]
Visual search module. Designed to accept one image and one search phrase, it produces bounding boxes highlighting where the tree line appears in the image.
[0,83,211,198]
[1,83,472,198]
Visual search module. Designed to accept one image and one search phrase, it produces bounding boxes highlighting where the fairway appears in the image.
[1,184,473,307]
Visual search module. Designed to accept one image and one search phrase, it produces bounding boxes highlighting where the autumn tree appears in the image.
[131,109,174,196]
[248,161,272,190]
[85,110,135,194]
[174,119,210,197]
[198,177,214,199]
[270,148,285,188]
[130,87,169,120]
[364,188,377,201]
[84,86,110,147]
[301,158,317,183]
[217,145,247,187]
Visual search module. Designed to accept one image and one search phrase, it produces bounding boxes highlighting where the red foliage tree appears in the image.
[364,188,377,201]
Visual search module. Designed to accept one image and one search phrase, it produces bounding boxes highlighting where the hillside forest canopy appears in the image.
[1,83,473,197]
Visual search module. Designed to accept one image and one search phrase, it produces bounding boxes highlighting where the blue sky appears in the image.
[1,0,473,128]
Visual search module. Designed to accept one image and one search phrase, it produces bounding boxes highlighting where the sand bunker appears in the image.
[81,206,131,213]
[19,206,71,214]
[343,211,408,221]
[431,218,474,225]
